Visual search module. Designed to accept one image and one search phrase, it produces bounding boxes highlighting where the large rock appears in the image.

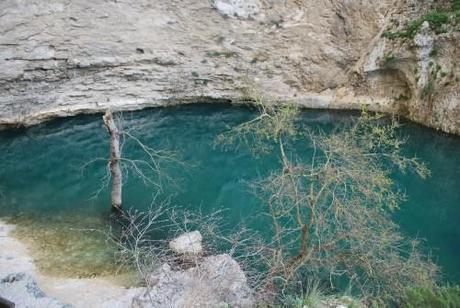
[169,231,203,256]
[133,254,253,308]
[212,0,261,19]
[0,273,71,308]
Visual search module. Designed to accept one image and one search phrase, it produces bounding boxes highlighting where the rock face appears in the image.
[354,0,460,134]
[0,0,458,134]
[169,231,203,256]
[133,254,253,308]
[0,273,70,308]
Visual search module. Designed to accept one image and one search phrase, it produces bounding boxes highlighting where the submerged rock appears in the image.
[133,254,253,308]
[0,272,71,308]
[169,231,203,256]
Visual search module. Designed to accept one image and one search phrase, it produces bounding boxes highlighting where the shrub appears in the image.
[217,92,437,303]
[453,0,460,11]
[401,286,460,308]
[383,10,451,40]
[205,50,237,58]
[421,81,435,99]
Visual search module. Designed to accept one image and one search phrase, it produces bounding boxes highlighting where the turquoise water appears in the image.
[0,104,459,282]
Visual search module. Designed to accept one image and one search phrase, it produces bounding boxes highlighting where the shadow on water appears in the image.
[0,104,459,284]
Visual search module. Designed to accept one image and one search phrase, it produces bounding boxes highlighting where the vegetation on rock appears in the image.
[400,285,460,307]
[383,0,460,39]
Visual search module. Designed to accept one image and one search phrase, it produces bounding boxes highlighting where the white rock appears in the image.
[169,231,203,255]
[212,0,261,19]
[134,254,253,308]
[414,21,434,88]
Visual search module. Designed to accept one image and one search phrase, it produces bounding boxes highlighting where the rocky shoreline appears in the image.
[0,91,393,130]
[0,220,141,307]
[0,220,363,307]
[0,221,255,307]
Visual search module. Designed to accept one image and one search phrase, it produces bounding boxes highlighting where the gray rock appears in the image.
[0,272,72,308]
[134,254,253,308]
[169,231,203,256]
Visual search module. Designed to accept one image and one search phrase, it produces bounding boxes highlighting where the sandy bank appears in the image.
[0,220,142,308]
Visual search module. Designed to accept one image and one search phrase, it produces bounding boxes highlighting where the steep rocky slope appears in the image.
[353,0,460,134]
[0,0,458,133]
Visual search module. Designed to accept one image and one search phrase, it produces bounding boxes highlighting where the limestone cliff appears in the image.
[0,0,458,134]
[353,0,460,134]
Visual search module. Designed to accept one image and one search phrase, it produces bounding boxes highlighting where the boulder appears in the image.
[169,231,203,256]
[212,0,261,19]
[133,254,253,308]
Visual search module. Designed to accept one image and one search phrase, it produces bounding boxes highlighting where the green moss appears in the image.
[395,94,411,101]
[454,10,460,24]
[383,52,396,64]
[421,81,435,99]
[453,0,460,11]
[383,8,454,40]
[206,50,238,58]
[430,47,439,57]
[426,11,450,32]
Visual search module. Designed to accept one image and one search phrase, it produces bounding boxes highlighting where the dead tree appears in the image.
[216,92,437,302]
[103,110,123,211]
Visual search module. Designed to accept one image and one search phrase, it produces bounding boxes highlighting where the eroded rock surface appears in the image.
[0,273,70,308]
[134,254,253,308]
[0,1,391,124]
[0,0,458,133]
[354,0,460,134]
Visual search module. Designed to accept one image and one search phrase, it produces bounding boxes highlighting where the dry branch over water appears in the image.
[216,97,438,305]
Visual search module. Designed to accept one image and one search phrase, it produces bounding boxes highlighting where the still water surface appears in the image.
[0,105,459,282]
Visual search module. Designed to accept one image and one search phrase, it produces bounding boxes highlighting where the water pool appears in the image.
[0,104,459,283]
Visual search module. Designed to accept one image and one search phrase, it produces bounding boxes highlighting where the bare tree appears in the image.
[103,110,123,211]
[97,95,438,305]
[216,93,438,304]
[100,110,183,211]
[108,198,171,280]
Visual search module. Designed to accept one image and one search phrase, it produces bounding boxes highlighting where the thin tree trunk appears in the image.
[103,110,122,211]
